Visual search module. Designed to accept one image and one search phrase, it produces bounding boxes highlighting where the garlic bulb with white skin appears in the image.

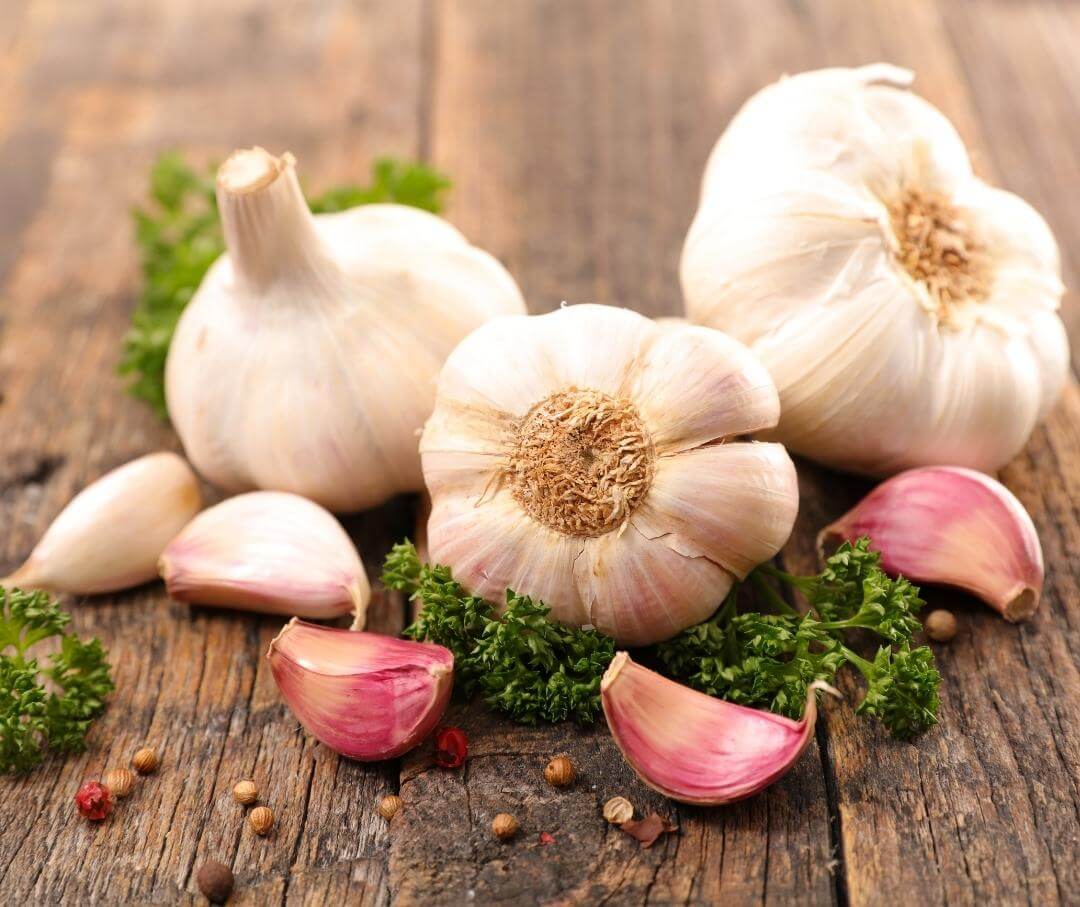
[421,304,799,646]
[681,65,1069,477]
[166,147,525,512]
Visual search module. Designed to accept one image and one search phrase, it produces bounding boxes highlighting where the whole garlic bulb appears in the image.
[166,147,525,512]
[681,64,1069,477]
[420,304,799,646]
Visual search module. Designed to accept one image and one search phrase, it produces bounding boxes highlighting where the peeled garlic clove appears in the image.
[160,491,370,625]
[601,653,832,805]
[819,466,1044,622]
[267,619,454,761]
[3,452,202,595]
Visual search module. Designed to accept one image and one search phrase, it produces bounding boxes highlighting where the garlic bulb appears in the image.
[421,304,799,646]
[166,147,525,512]
[681,64,1069,477]
[820,466,1043,621]
[159,491,370,624]
[602,652,836,805]
[3,452,202,595]
[268,618,454,761]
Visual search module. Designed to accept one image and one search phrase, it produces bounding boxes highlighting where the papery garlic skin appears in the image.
[421,304,799,646]
[166,148,525,513]
[602,653,831,805]
[3,452,202,595]
[160,491,370,625]
[681,64,1069,477]
[267,619,453,761]
[819,466,1044,621]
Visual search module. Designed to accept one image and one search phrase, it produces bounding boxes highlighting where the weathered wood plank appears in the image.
[0,0,425,903]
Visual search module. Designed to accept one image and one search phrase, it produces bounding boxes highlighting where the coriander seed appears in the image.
[196,860,234,904]
[544,755,576,788]
[105,768,135,799]
[378,794,402,821]
[925,609,958,642]
[233,780,258,805]
[249,805,274,836]
[132,747,159,774]
[492,813,519,841]
[603,796,634,825]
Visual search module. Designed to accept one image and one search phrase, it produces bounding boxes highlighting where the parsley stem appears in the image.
[756,562,815,589]
[749,570,798,616]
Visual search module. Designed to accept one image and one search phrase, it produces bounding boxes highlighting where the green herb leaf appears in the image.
[386,541,614,725]
[0,588,114,773]
[120,154,451,417]
[657,538,940,739]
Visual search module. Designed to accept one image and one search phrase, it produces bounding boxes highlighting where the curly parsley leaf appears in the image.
[387,541,613,725]
[120,154,451,417]
[658,539,939,739]
[0,588,114,773]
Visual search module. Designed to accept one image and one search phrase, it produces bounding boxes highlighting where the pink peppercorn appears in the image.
[75,781,113,821]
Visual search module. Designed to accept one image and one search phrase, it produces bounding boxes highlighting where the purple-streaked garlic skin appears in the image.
[601,652,829,805]
[268,619,454,762]
[818,466,1044,622]
[159,491,370,625]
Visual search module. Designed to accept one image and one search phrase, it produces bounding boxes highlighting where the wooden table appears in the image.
[2,1,1078,904]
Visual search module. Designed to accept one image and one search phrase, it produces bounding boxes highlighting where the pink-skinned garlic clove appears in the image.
[601,652,836,805]
[268,619,454,761]
[818,466,1044,622]
[159,491,370,626]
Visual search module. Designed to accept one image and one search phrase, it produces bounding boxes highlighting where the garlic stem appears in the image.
[217,147,336,292]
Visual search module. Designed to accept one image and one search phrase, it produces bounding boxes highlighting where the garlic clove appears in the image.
[3,452,202,595]
[601,653,834,805]
[633,441,799,579]
[160,491,370,624]
[267,619,454,761]
[630,324,781,454]
[818,466,1044,621]
[576,521,734,646]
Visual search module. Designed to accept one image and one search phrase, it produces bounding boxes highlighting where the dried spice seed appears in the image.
[924,609,958,642]
[196,861,234,904]
[75,781,113,821]
[492,813,519,841]
[544,755,576,788]
[249,806,274,836]
[132,747,159,774]
[539,831,556,845]
[105,768,135,799]
[602,796,634,825]
[434,726,467,769]
[507,388,656,537]
[378,794,402,820]
[233,780,258,805]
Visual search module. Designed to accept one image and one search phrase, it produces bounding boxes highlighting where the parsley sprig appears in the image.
[120,153,451,417]
[658,540,940,739]
[0,588,114,773]
[385,538,940,740]
[385,541,613,725]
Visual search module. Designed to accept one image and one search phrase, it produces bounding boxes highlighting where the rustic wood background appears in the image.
[1,1,1078,904]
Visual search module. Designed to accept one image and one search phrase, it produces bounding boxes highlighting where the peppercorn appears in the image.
[75,781,113,821]
[544,755,576,788]
[105,768,135,799]
[925,609,958,642]
[132,747,159,774]
[602,796,634,825]
[249,806,274,836]
[196,860,234,904]
[434,726,467,769]
[378,794,402,821]
[233,780,258,805]
[491,813,519,841]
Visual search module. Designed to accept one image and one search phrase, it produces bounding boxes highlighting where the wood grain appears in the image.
[0,1,1077,905]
